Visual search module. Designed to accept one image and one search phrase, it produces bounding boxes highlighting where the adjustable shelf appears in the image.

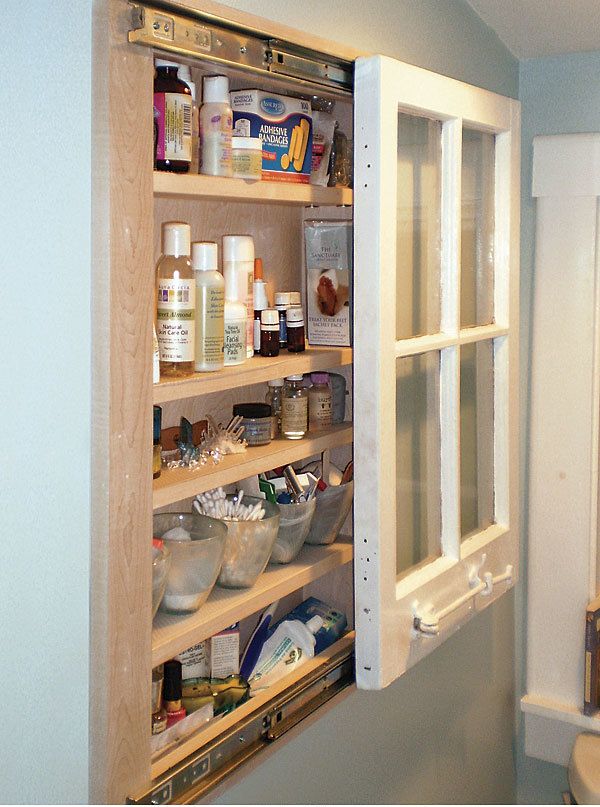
[153,171,353,206]
[153,423,353,508]
[153,346,353,404]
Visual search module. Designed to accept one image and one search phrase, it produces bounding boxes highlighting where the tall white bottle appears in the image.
[192,242,225,372]
[200,75,233,177]
[223,235,255,359]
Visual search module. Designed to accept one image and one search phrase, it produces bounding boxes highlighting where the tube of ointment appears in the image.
[248,615,323,694]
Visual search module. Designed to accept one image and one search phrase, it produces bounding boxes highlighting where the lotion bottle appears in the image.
[223,235,255,359]
[192,241,225,372]
[200,75,233,177]
[155,222,195,378]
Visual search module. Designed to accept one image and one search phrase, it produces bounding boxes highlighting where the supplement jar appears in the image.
[232,137,262,180]
[233,403,273,446]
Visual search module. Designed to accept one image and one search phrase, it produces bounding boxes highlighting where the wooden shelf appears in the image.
[153,346,353,404]
[149,630,355,779]
[153,170,353,206]
[153,422,353,508]
[152,537,353,667]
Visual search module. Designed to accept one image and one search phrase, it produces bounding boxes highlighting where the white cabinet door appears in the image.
[353,55,520,689]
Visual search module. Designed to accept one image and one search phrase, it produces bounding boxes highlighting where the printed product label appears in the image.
[224,321,245,364]
[157,279,195,362]
[177,642,210,680]
[309,391,332,429]
[282,397,308,434]
[200,112,233,173]
[154,92,192,162]
[195,286,224,368]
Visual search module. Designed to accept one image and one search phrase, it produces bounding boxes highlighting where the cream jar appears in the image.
[233,402,272,446]
[232,136,262,181]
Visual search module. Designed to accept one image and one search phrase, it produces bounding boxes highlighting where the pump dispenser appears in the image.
[155,222,195,377]
[192,242,225,372]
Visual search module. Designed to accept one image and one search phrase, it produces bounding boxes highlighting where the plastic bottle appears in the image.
[200,75,233,177]
[178,66,199,174]
[223,297,247,366]
[223,235,254,358]
[281,375,308,440]
[265,378,284,439]
[154,60,192,173]
[192,242,224,372]
[308,373,333,431]
[155,222,195,377]
[253,258,269,354]
[247,615,324,693]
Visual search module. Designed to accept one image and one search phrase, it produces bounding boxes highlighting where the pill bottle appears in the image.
[154,61,192,173]
[260,309,280,357]
[232,136,263,180]
[265,378,284,439]
[233,403,272,447]
[156,222,195,377]
[308,373,333,431]
[282,375,308,440]
[274,291,291,348]
[200,75,233,177]
[223,235,254,359]
[192,241,224,372]
[178,66,199,173]
[286,306,305,352]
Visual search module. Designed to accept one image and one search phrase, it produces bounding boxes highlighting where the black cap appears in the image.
[163,659,182,701]
[233,403,272,419]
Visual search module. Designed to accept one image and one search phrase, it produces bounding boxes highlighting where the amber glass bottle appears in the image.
[154,61,192,173]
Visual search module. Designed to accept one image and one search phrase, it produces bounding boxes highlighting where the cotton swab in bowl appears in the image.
[194,487,266,521]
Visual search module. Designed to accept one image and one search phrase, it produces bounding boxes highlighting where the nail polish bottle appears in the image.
[151,666,167,735]
[163,659,187,728]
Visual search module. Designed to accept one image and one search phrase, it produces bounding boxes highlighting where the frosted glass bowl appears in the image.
[151,543,171,618]
[216,497,280,589]
[153,512,227,614]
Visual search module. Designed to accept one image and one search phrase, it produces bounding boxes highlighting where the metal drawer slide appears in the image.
[128,642,354,804]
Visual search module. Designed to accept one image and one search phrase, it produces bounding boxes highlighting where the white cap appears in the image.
[192,242,217,272]
[223,234,255,263]
[286,306,304,324]
[289,291,301,305]
[155,59,181,69]
[274,292,291,306]
[286,374,304,381]
[162,222,191,257]
[253,280,269,310]
[203,75,230,104]
[261,308,279,326]
[306,615,324,634]
[232,136,262,151]
[177,66,195,99]
[268,378,284,387]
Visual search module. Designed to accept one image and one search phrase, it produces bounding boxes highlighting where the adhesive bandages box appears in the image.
[304,220,353,346]
[231,89,312,183]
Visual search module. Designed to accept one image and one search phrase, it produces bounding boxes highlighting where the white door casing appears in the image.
[353,55,520,689]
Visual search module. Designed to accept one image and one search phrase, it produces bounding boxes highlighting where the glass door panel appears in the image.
[461,129,495,328]
[396,353,441,577]
[396,113,442,339]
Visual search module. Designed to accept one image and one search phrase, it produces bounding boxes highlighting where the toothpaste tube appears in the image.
[248,614,323,694]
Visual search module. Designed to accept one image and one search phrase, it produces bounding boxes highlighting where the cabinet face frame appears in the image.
[353,55,520,689]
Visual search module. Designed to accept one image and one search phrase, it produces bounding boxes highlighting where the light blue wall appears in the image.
[0,3,92,803]
[516,51,600,805]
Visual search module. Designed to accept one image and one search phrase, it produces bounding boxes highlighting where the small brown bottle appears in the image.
[286,306,305,352]
[260,309,280,357]
[154,61,192,173]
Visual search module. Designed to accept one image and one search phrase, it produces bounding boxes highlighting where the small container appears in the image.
[260,309,280,357]
[274,292,291,348]
[164,659,186,728]
[154,512,227,613]
[153,405,162,479]
[305,480,354,545]
[232,136,262,180]
[265,378,284,439]
[253,279,269,353]
[286,306,305,352]
[216,497,281,588]
[282,375,308,440]
[232,402,272,446]
[270,498,317,564]
[308,372,332,431]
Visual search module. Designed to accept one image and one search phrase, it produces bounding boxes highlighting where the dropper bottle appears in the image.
[253,257,269,354]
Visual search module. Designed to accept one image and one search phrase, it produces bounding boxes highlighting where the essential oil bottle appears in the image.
[154,61,192,173]
[281,375,308,439]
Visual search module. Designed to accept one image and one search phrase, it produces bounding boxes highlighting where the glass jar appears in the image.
[308,373,333,431]
[265,378,284,439]
[233,403,272,446]
[281,375,308,440]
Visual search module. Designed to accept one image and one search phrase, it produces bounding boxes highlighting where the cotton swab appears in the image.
[194,487,266,521]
